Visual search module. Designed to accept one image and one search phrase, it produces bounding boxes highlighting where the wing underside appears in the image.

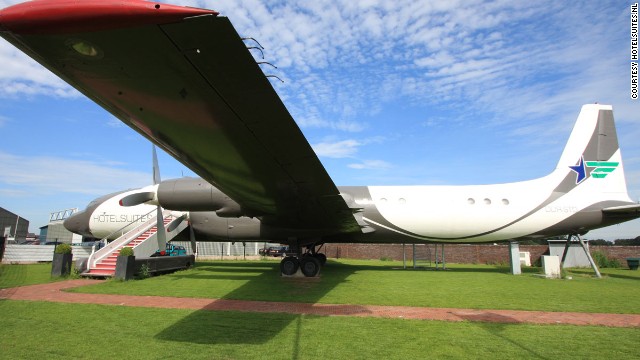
[0,2,361,234]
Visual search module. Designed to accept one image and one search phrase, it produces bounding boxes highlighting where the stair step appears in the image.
[88,268,115,273]
[93,263,116,268]
[91,264,116,270]
[84,271,114,277]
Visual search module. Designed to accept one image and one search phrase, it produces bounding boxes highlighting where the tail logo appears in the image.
[569,156,619,184]
[585,161,619,178]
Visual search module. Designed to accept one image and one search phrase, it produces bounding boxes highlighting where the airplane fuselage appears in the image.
[67,175,636,245]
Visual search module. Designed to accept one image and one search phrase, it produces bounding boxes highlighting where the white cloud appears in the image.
[312,139,361,158]
[106,116,125,128]
[0,151,150,196]
[0,40,79,98]
[0,0,626,123]
[348,160,392,170]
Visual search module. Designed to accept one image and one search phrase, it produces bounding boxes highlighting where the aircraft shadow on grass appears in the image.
[153,261,619,349]
[153,260,365,346]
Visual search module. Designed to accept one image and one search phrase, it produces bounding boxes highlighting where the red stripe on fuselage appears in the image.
[0,0,218,34]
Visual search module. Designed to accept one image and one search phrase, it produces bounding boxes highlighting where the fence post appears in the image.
[0,235,6,262]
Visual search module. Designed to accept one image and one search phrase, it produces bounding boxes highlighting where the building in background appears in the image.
[0,207,29,243]
[39,208,82,244]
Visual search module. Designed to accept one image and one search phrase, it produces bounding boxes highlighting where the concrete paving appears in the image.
[1,279,639,328]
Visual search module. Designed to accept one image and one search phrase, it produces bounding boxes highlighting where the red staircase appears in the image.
[84,217,171,277]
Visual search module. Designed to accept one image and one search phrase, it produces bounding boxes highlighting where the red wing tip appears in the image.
[0,0,219,34]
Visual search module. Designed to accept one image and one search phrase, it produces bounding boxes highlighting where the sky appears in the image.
[0,0,639,240]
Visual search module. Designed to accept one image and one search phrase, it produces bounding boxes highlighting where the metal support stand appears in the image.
[412,243,416,269]
[560,234,602,278]
[402,243,406,269]
[576,234,602,278]
[433,244,446,270]
[560,237,571,266]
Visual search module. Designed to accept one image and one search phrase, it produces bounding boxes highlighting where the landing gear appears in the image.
[279,242,326,277]
[300,256,321,277]
[313,253,327,266]
[280,256,299,276]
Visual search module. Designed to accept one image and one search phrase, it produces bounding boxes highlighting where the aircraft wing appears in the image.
[0,1,361,234]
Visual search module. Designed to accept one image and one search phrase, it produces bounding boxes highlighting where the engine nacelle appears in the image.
[157,177,244,217]
[190,211,261,241]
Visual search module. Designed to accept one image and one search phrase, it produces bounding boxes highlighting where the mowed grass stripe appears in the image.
[0,300,638,360]
[62,259,640,314]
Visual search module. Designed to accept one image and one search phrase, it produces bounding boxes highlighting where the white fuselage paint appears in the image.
[365,148,631,242]
[88,188,159,239]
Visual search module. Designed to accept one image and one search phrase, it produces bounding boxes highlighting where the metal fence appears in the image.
[1,244,92,263]
[172,241,277,258]
[1,241,280,263]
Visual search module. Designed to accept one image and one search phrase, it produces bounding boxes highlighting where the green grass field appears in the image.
[0,300,638,359]
[1,260,639,359]
[68,259,640,313]
[0,263,66,289]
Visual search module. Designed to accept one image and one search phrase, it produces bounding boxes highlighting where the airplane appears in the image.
[1,0,639,277]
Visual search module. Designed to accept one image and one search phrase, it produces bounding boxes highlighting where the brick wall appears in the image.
[591,246,640,262]
[323,243,640,265]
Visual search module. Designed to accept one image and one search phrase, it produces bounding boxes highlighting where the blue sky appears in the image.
[1,0,639,239]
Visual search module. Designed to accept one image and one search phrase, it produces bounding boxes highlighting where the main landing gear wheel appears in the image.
[300,256,321,277]
[280,256,299,276]
[313,253,327,266]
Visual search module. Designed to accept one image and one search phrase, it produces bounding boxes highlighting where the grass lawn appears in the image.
[0,263,66,289]
[61,259,640,314]
[2,260,639,359]
[0,300,638,360]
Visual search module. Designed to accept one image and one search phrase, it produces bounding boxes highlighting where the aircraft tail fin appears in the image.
[554,104,629,195]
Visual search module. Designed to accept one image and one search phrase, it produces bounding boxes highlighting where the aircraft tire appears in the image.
[280,256,299,276]
[300,256,321,277]
[313,253,327,266]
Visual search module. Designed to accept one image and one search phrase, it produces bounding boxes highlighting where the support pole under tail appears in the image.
[403,243,406,269]
[576,234,602,278]
[441,244,446,270]
[412,243,416,269]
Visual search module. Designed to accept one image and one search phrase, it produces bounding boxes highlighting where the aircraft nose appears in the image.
[63,210,93,237]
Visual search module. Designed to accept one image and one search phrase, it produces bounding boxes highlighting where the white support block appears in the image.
[509,241,521,275]
[542,255,561,278]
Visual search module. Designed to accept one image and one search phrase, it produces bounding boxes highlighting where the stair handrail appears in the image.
[87,210,172,270]
[129,211,187,258]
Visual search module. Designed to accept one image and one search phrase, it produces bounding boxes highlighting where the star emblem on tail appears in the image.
[569,157,619,184]
[569,157,591,184]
